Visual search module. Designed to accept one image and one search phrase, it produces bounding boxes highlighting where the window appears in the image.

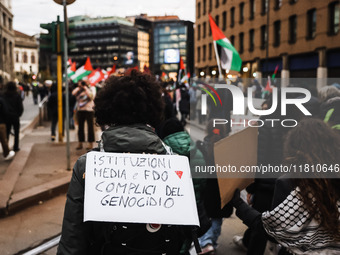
[23,52,28,63]
[239,32,244,53]
[203,45,206,61]
[3,38,6,55]
[31,53,35,64]
[261,25,267,49]
[230,7,235,27]
[239,2,244,24]
[203,22,206,38]
[223,0,227,4]
[274,0,282,10]
[289,15,297,43]
[3,13,6,28]
[261,0,268,15]
[274,20,281,46]
[198,24,201,40]
[209,0,212,12]
[290,0,297,4]
[222,11,227,30]
[209,43,212,60]
[203,0,206,14]
[215,15,219,27]
[198,2,201,18]
[249,0,255,20]
[230,35,235,45]
[307,9,316,39]
[216,0,219,8]
[197,47,201,62]
[329,1,339,35]
[15,52,19,62]
[249,29,254,51]
[8,18,12,30]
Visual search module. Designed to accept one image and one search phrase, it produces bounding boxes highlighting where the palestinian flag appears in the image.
[209,14,242,72]
[67,59,76,78]
[107,64,116,77]
[71,57,93,83]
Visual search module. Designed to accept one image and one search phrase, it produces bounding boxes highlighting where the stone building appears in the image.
[14,30,39,81]
[0,0,14,84]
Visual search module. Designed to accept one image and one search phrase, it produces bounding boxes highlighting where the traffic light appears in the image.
[40,19,65,53]
[40,22,57,52]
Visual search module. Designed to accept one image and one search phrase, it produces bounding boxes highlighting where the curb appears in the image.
[7,176,70,216]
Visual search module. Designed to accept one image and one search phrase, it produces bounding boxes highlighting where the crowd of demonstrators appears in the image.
[231,118,340,255]
[2,81,24,152]
[58,71,189,255]
[72,80,95,150]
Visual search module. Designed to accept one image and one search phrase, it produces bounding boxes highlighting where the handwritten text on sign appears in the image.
[84,151,199,226]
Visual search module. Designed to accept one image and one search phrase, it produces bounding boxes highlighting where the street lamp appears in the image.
[53,0,76,4]
[52,0,76,170]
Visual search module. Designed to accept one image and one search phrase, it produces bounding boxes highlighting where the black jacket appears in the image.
[0,97,8,124]
[3,91,23,120]
[57,124,185,255]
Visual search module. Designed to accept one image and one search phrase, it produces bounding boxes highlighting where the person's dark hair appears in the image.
[94,70,164,127]
[284,118,340,240]
[5,81,17,93]
[159,117,184,139]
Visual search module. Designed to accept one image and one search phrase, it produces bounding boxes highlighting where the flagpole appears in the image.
[213,41,224,79]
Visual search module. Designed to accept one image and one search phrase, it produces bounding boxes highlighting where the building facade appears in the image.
[68,16,138,70]
[14,30,39,81]
[195,0,340,88]
[0,0,14,84]
[151,19,194,79]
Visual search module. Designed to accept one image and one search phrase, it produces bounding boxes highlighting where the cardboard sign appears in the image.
[214,127,258,208]
[84,151,199,226]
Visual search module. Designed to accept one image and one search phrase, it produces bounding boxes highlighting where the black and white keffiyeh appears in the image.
[262,188,340,255]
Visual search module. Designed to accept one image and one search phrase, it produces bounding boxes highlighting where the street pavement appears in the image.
[0,100,250,254]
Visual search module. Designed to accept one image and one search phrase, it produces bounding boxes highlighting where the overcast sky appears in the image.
[12,0,196,36]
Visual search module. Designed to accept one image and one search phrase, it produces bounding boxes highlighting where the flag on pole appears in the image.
[88,68,105,86]
[209,14,242,72]
[272,64,279,81]
[107,64,116,77]
[67,59,76,77]
[71,57,93,83]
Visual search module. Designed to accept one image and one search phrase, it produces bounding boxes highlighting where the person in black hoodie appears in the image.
[3,82,23,152]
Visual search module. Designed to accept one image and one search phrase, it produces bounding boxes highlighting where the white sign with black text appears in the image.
[84,151,199,226]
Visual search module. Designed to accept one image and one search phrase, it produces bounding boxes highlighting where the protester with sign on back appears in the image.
[58,71,186,255]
